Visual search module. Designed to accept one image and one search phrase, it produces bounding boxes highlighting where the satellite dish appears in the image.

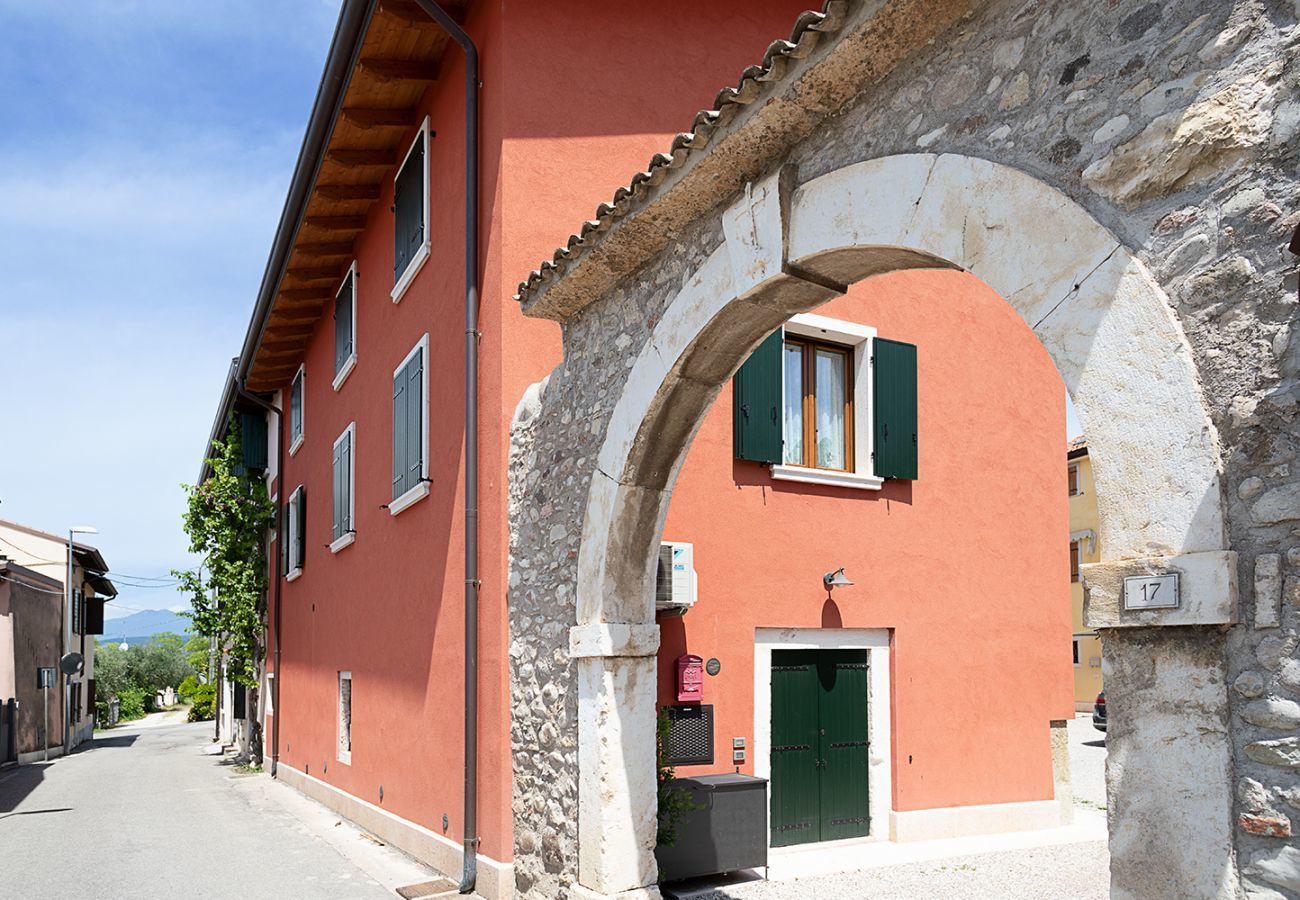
[59,652,84,676]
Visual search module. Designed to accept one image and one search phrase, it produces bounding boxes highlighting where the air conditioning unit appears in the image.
[656,541,698,616]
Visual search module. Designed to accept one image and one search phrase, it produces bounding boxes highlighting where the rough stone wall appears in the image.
[508,0,1300,896]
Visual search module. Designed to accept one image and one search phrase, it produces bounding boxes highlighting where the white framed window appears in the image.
[1068,462,1082,496]
[771,314,884,491]
[284,485,306,581]
[391,117,431,303]
[289,365,305,456]
[330,423,356,553]
[389,334,430,515]
[333,262,358,391]
[337,671,352,764]
[265,672,275,716]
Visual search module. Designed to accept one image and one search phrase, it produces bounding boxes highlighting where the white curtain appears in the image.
[815,349,846,469]
[782,343,803,464]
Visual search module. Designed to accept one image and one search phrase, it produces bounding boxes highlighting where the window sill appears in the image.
[389,481,430,516]
[391,242,431,304]
[770,464,884,491]
[289,434,304,457]
[329,531,356,554]
[337,752,351,765]
[332,355,357,392]
[286,567,303,583]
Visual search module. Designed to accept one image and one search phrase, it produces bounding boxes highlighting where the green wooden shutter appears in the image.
[295,487,307,570]
[281,498,290,575]
[770,650,820,847]
[335,274,354,374]
[331,439,344,541]
[392,368,408,499]
[818,651,871,841]
[240,412,268,473]
[393,133,425,283]
[342,430,352,534]
[873,338,918,480]
[406,351,423,488]
[733,329,784,464]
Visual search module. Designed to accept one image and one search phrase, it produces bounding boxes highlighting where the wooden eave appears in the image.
[245,0,463,392]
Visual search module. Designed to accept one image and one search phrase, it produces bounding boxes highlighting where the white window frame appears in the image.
[285,485,305,582]
[1067,462,1083,496]
[289,365,306,456]
[1072,637,1082,668]
[330,422,357,554]
[332,262,359,392]
[337,670,352,765]
[390,117,432,304]
[772,313,884,491]
[389,334,431,516]
[265,672,275,716]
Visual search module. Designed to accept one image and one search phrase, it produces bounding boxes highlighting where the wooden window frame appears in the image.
[782,335,854,473]
[1070,540,1080,583]
[1067,463,1081,496]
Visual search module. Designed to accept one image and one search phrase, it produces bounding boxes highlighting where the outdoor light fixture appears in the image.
[823,567,854,591]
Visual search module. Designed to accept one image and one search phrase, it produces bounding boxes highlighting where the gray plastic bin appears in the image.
[655,773,767,882]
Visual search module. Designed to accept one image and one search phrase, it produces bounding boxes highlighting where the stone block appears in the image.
[1241,814,1292,838]
[1256,554,1283,629]
[1083,550,1238,628]
[1246,738,1300,768]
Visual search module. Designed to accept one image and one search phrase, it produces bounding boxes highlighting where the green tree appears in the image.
[93,641,131,698]
[183,634,210,674]
[129,633,193,695]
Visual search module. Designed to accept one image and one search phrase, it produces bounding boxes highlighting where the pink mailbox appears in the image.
[677,654,704,703]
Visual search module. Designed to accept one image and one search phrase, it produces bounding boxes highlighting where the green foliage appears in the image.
[174,418,275,690]
[177,675,202,701]
[186,682,216,722]
[656,708,699,852]
[94,634,195,721]
[117,688,147,721]
[93,641,131,698]
[183,634,210,674]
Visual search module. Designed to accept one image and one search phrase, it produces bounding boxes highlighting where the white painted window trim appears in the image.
[286,485,304,581]
[337,670,352,765]
[1072,637,1082,668]
[753,628,892,851]
[391,117,432,304]
[333,262,359,391]
[389,334,430,516]
[289,365,306,456]
[774,313,884,491]
[330,422,357,554]
[266,390,282,488]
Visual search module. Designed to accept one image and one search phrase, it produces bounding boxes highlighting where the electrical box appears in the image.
[656,542,698,616]
[677,654,704,703]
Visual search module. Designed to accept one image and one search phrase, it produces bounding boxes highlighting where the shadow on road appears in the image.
[78,734,139,751]
[0,763,48,814]
[0,807,72,820]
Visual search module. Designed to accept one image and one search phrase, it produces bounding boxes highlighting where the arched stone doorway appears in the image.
[509,153,1239,899]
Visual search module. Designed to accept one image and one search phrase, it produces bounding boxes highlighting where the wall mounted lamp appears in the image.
[823,568,854,591]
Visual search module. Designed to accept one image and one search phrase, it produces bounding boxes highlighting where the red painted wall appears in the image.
[269,0,820,865]
[657,270,1075,811]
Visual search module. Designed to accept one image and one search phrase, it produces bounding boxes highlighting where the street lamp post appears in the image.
[65,526,97,754]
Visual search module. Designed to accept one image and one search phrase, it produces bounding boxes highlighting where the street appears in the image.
[0,717,440,900]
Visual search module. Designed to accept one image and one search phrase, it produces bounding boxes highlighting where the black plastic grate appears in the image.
[664,704,714,766]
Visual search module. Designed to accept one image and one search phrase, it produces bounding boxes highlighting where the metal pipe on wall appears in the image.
[409,1,480,892]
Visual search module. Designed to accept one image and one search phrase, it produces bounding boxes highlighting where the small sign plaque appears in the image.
[1124,573,1180,611]
[37,667,56,689]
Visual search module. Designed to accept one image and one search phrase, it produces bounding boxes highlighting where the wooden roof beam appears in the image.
[293,241,356,258]
[315,182,382,201]
[357,57,439,84]
[285,265,344,282]
[278,288,333,303]
[341,106,419,130]
[325,149,396,168]
[376,0,439,26]
[303,214,368,232]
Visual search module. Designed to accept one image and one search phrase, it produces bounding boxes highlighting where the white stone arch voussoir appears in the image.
[567,152,1235,899]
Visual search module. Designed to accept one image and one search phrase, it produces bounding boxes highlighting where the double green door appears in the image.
[770,649,870,847]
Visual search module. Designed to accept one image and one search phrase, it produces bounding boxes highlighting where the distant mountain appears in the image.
[99,609,192,645]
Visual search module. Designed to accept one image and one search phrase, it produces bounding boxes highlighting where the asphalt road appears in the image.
[0,718,399,900]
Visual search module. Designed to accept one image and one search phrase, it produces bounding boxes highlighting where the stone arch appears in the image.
[518,154,1239,899]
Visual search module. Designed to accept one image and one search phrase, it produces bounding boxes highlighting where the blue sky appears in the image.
[0,1,341,619]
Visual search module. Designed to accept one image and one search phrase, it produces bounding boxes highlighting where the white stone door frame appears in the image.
[565,154,1237,898]
[752,627,892,851]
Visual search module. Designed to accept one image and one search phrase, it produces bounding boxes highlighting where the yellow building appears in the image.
[1068,437,1103,710]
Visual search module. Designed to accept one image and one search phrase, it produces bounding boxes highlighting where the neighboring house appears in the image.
[1068,437,1103,710]
[0,519,116,758]
[201,4,1074,896]
[0,560,64,763]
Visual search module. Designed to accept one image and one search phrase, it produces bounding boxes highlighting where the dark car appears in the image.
[1092,691,1106,732]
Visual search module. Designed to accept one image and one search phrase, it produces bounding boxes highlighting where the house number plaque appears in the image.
[1123,573,1180,611]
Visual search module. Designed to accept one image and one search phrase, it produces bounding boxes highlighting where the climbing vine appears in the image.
[173,417,275,691]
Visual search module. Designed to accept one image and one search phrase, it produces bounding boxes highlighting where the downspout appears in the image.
[237,385,284,778]
[411,2,480,892]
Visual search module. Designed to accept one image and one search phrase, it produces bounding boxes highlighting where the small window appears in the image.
[1072,639,1081,667]
[337,671,352,764]
[331,424,356,553]
[391,119,431,302]
[333,263,358,390]
[266,673,275,716]
[284,485,306,580]
[1070,540,1080,583]
[289,366,305,454]
[781,336,853,471]
[390,335,430,514]
[1068,463,1081,496]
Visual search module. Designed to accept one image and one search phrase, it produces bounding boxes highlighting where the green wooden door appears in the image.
[769,649,871,847]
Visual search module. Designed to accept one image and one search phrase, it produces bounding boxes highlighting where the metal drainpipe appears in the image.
[237,385,284,777]
[410,1,480,892]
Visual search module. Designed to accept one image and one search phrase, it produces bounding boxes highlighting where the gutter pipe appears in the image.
[236,386,284,778]
[409,2,481,891]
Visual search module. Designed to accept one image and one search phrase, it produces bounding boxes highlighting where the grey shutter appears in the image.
[406,350,423,489]
[341,430,352,533]
[332,440,344,541]
[290,374,303,440]
[281,498,290,575]
[392,369,408,499]
[334,274,354,374]
[733,329,784,464]
[393,133,425,283]
[873,338,918,480]
[295,487,307,570]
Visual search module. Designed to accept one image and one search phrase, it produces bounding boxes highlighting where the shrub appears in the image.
[187,682,216,722]
[177,675,202,701]
[117,688,148,722]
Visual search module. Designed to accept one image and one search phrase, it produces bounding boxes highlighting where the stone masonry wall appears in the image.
[508,0,1300,895]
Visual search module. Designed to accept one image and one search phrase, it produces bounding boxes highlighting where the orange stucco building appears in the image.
[202,3,1075,896]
